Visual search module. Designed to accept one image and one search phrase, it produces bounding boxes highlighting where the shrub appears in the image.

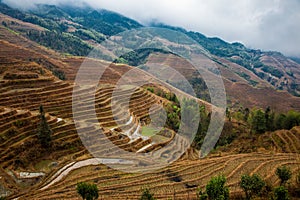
[200,175,229,200]
[197,190,208,200]
[13,120,27,128]
[240,174,265,200]
[76,182,99,200]
[274,186,289,200]
[140,188,155,200]
[276,166,292,185]
[146,87,154,93]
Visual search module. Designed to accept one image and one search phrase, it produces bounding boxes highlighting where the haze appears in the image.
[3,0,300,57]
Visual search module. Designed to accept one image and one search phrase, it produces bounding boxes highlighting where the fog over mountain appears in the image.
[3,0,300,57]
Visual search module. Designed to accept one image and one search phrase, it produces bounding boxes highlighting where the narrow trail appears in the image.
[40,158,135,190]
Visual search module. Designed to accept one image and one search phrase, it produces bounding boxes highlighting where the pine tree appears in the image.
[264,106,275,131]
[38,105,52,148]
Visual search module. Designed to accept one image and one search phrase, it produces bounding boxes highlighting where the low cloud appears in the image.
[3,0,300,57]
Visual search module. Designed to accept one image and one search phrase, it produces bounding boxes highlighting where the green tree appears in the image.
[274,186,289,200]
[283,110,300,130]
[274,114,286,130]
[197,190,208,200]
[265,106,275,131]
[249,109,266,134]
[240,174,265,200]
[140,188,155,200]
[192,105,210,150]
[181,98,200,138]
[76,182,99,200]
[38,105,52,148]
[243,107,250,122]
[166,106,180,131]
[276,166,292,186]
[203,175,229,200]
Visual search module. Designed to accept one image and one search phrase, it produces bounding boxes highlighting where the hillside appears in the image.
[155,24,300,97]
[1,2,300,111]
[9,152,300,199]
[0,2,300,200]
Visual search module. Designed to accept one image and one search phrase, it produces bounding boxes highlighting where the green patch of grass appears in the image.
[141,126,159,137]
[151,134,169,143]
[4,27,20,35]
[34,160,53,172]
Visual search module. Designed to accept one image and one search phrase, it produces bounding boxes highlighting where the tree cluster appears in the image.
[230,107,300,134]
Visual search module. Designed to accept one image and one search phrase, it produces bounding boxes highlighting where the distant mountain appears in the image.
[32,4,142,36]
[0,1,300,108]
[289,56,300,65]
[0,2,142,56]
[152,23,300,96]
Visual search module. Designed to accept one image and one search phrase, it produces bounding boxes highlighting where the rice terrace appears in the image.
[0,1,300,200]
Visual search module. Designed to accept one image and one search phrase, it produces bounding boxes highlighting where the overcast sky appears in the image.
[3,0,300,57]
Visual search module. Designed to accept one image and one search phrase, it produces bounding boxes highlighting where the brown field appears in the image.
[9,153,300,200]
[224,79,300,112]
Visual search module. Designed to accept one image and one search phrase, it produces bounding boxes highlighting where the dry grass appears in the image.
[11,153,299,200]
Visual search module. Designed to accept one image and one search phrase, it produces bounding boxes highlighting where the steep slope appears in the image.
[1,1,300,104]
[146,53,300,112]
[0,2,142,56]
[12,153,300,200]
[156,24,300,97]
[0,20,216,197]
[219,126,300,154]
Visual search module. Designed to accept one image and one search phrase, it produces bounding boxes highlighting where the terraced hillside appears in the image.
[1,2,300,199]
[0,75,180,196]
[1,51,300,199]
[0,24,194,198]
[147,53,300,112]
[217,126,300,155]
[9,152,299,199]
[0,56,174,153]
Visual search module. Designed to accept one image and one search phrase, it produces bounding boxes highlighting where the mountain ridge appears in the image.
[0,2,300,103]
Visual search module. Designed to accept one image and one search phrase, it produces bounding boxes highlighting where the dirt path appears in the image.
[40,158,134,190]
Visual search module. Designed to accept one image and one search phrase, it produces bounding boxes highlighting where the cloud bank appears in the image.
[3,0,300,57]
